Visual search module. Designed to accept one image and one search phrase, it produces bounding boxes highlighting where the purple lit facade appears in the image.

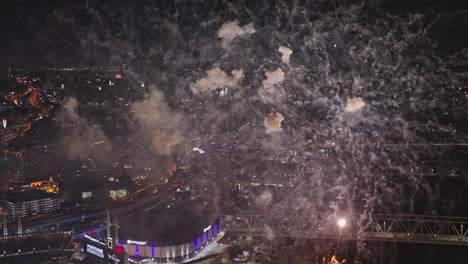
[120,220,221,262]
[193,238,198,251]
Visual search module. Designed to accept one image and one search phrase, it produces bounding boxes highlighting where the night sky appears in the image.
[0,0,467,69]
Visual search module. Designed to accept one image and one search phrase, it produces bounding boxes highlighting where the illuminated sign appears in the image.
[87,244,104,258]
[203,225,212,233]
[127,239,146,245]
[114,246,125,253]
[84,234,106,246]
[84,230,96,237]
[84,241,124,263]
[107,252,121,264]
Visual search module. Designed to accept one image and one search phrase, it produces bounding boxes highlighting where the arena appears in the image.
[118,200,221,263]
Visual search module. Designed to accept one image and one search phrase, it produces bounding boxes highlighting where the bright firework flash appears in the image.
[316,255,346,264]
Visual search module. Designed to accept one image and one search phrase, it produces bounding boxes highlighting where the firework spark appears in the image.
[316,255,346,264]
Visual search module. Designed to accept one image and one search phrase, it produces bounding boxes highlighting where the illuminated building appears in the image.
[29,177,59,193]
[81,191,93,201]
[109,189,128,200]
[119,221,221,263]
[118,199,221,263]
[3,190,60,217]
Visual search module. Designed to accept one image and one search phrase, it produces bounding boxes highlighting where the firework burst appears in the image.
[315,255,346,264]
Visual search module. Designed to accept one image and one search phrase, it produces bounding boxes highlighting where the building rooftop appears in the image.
[5,189,56,203]
[119,199,218,244]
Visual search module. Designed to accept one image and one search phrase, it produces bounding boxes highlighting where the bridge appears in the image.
[222,213,468,246]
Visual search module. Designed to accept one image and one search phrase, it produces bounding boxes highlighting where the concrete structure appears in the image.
[3,190,60,217]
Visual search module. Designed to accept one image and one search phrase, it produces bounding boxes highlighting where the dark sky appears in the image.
[0,0,467,70]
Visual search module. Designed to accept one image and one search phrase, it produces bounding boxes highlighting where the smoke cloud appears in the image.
[217,20,256,48]
[255,190,273,208]
[59,97,112,161]
[344,97,366,112]
[264,112,284,134]
[191,67,243,95]
[132,88,184,155]
[152,130,183,155]
[262,68,285,89]
[259,68,286,104]
[278,46,293,64]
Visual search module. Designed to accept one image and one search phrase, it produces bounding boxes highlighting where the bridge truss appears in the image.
[222,213,468,246]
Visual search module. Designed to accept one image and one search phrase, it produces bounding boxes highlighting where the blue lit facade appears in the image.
[120,219,221,263]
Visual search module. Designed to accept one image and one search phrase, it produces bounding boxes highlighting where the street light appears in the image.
[337,218,346,228]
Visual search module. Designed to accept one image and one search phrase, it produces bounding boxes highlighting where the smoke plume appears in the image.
[264,112,284,134]
[344,97,366,112]
[132,88,184,155]
[59,97,112,161]
[217,20,256,48]
[262,68,285,89]
[191,67,243,95]
[278,46,293,64]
